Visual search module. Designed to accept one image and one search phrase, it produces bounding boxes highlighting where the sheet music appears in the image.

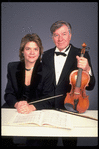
[9,110,43,125]
[8,109,73,129]
[42,110,72,129]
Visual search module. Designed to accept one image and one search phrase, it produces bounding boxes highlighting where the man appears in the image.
[42,20,95,146]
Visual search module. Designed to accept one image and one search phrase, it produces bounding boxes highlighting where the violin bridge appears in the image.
[74,92,80,95]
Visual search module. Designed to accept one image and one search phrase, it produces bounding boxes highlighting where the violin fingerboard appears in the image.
[76,68,82,87]
[80,53,84,57]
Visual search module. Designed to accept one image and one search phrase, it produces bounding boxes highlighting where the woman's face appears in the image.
[23,41,40,65]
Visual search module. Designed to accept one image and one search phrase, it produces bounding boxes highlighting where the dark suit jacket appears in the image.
[4,59,54,109]
[42,44,95,109]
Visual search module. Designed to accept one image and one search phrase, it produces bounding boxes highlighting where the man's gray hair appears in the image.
[50,20,72,35]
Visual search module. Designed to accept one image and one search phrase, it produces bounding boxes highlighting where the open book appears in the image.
[8,109,72,129]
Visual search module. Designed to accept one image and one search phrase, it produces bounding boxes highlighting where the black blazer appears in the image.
[4,59,54,109]
[42,44,95,109]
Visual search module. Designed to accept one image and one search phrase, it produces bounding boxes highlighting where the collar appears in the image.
[55,45,71,55]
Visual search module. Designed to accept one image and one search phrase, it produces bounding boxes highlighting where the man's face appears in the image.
[52,24,71,51]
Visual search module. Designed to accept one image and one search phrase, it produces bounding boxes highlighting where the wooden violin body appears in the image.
[64,70,90,113]
[64,43,90,113]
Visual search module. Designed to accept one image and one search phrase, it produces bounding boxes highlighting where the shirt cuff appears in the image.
[88,68,92,76]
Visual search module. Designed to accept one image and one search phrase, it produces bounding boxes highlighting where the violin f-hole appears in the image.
[74,99,79,111]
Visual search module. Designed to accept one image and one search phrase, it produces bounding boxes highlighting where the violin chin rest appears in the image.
[64,103,78,113]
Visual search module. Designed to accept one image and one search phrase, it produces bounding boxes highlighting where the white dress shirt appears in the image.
[54,45,71,85]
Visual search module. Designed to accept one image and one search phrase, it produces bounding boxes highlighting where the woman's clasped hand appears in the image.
[14,101,36,114]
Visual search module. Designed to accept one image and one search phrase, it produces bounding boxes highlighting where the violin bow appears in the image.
[28,94,63,104]
[60,109,98,121]
[28,94,97,121]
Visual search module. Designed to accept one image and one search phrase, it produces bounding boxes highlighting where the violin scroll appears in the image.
[81,43,87,56]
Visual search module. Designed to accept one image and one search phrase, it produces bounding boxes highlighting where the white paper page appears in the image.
[8,110,43,126]
[42,110,73,129]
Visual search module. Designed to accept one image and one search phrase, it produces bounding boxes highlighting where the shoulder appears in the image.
[8,61,20,66]
[70,44,90,58]
[71,43,89,52]
[70,44,81,54]
[37,62,48,73]
[38,62,52,76]
[7,61,24,70]
[43,47,55,56]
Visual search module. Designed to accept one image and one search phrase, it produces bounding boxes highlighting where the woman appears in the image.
[4,33,54,114]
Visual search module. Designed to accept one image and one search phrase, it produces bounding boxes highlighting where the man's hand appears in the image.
[14,101,36,114]
[76,56,91,73]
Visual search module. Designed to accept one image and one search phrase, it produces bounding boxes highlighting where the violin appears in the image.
[64,43,90,113]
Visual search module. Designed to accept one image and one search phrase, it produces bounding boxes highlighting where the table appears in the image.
[1,108,98,137]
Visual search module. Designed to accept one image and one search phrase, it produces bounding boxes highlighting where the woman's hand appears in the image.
[14,101,36,114]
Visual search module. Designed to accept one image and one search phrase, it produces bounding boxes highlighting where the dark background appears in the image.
[1,2,98,146]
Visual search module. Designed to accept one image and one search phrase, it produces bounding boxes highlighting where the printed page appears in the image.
[42,110,73,129]
[8,110,43,126]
